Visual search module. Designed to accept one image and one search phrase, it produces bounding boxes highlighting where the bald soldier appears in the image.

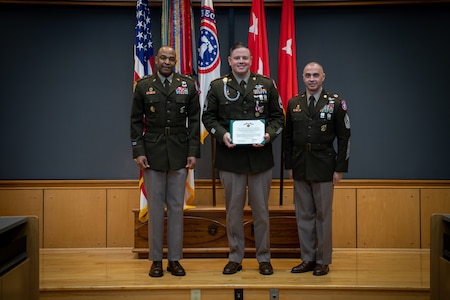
[284,62,351,276]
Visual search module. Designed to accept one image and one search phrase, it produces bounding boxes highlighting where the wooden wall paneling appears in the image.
[43,189,107,248]
[193,182,293,207]
[106,188,140,247]
[420,188,450,248]
[196,187,226,206]
[0,189,44,247]
[357,188,421,248]
[268,187,282,206]
[333,188,357,248]
[282,186,294,206]
[191,184,218,207]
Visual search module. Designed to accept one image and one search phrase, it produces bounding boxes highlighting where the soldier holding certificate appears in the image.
[202,42,284,275]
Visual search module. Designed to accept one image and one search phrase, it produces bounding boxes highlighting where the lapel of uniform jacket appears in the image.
[315,90,328,115]
[151,74,166,95]
[227,74,241,98]
[244,73,259,98]
[168,74,183,96]
[299,93,309,115]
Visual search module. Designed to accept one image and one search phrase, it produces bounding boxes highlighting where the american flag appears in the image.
[134,0,154,223]
[134,0,154,82]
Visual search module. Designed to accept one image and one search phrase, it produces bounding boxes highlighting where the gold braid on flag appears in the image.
[162,0,194,74]
[138,170,148,223]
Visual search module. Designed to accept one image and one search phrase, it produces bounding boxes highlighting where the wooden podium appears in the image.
[0,216,39,300]
[430,214,450,300]
[132,206,300,258]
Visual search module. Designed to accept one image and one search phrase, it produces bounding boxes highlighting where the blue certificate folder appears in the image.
[230,119,265,145]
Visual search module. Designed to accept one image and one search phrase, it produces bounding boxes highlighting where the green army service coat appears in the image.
[202,72,284,174]
[130,73,200,171]
[284,90,351,182]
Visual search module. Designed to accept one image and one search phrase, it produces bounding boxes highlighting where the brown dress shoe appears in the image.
[167,261,186,276]
[313,264,329,276]
[149,261,163,277]
[291,261,316,273]
[259,262,274,275]
[223,261,242,274]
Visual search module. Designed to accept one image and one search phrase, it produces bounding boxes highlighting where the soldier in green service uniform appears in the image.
[284,62,351,276]
[130,46,200,278]
[202,42,284,276]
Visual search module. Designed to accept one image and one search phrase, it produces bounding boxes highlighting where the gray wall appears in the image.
[1,3,449,180]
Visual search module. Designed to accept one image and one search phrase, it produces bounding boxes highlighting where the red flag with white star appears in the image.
[248,0,270,76]
[278,0,298,110]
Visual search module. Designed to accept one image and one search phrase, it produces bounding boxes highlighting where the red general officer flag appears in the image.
[278,0,298,110]
[248,0,270,76]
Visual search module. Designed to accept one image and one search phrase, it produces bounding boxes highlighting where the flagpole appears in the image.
[211,137,216,206]
[279,131,284,206]
[277,0,298,206]
[197,0,221,206]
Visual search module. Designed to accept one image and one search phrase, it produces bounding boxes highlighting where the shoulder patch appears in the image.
[341,100,348,111]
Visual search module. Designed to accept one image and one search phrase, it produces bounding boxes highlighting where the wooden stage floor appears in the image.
[39,248,430,300]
